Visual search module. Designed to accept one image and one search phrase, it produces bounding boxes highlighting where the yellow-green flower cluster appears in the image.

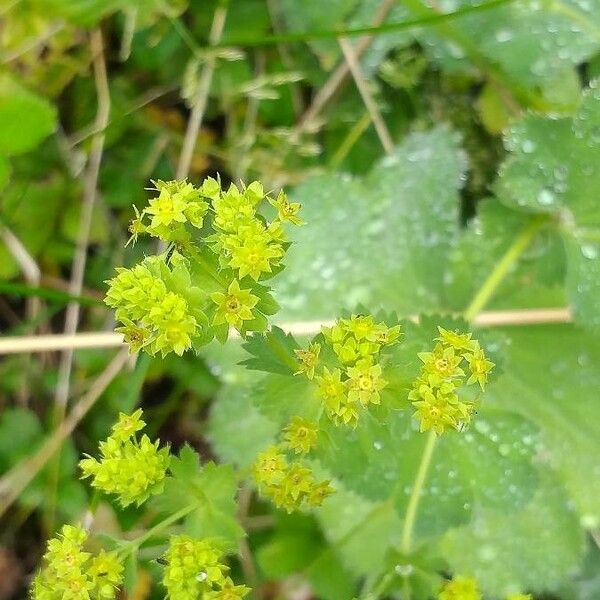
[129,179,209,244]
[300,315,401,426]
[209,179,301,281]
[162,535,249,600]
[105,256,199,356]
[438,575,481,600]
[79,410,170,508]
[107,177,301,355]
[31,525,123,600]
[252,445,334,512]
[410,328,494,435]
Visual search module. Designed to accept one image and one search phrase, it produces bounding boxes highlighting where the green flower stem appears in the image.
[116,503,198,559]
[400,429,437,555]
[396,215,545,599]
[463,215,547,322]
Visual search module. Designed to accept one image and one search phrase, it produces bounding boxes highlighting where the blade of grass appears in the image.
[209,0,517,48]
[0,281,104,307]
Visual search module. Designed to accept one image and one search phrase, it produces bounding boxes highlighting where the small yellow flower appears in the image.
[465,346,495,389]
[346,360,387,407]
[146,187,188,228]
[283,416,319,454]
[418,343,465,381]
[294,342,321,379]
[436,327,479,353]
[269,190,304,225]
[315,367,345,405]
[79,410,170,507]
[204,579,251,599]
[211,279,259,330]
[438,576,481,600]
[252,446,287,488]
[162,536,229,600]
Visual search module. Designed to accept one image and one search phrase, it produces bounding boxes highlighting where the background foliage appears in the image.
[1,0,600,598]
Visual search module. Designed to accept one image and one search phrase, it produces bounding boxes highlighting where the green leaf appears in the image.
[558,540,600,600]
[0,74,57,156]
[154,446,244,548]
[0,156,10,189]
[413,0,599,108]
[447,199,567,311]
[441,474,586,596]
[0,177,70,279]
[256,514,323,578]
[240,326,301,375]
[316,405,540,538]
[496,83,600,326]
[207,373,279,468]
[32,0,125,26]
[486,323,600,526]
[275,126,467,320]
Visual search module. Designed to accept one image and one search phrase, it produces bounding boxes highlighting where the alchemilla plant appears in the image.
[31,176,537,600]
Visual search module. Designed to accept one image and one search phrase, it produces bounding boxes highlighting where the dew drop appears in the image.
[495,29,513,42]
[537,188,555,206]
[521,139,536,153]
[580,244,599,260]
[395,564,415,576]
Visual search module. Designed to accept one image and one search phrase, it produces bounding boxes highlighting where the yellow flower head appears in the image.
[294,342,321,379]
[162,536,229,600]
[269,190,304,225]
[283,416,319,454]
[438,576,481,600]
[32,525,123,600]
[211,279,259,330]
[79,410,170,508]
[346,359,387,407]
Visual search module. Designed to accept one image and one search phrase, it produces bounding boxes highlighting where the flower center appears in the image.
[358,374,373,391]
[435,358,449,372]
[226,297,240,313]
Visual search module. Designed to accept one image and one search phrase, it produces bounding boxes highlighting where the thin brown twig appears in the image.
[48,29,110,530]
[297,0,396,133]
[0,308,574,354]
[0,226,42,405]
[176,2,228,179]
[0,348,131,519]
[338,37,394,154]
[54,29,110,415]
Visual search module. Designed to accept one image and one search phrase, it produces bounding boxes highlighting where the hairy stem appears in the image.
[463,216,546,322]
[117,503,198,559]
[400,429,437,556]
[396,214,545,599]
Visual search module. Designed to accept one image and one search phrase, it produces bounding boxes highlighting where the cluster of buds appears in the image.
[295,315,401,426]
[105,254,202,356]
[107,177,302,355]
[409,328,494,435]
[162,536,249,600]
[31,525,123,600]
[252,444,334,513]
[79,409,170,507]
